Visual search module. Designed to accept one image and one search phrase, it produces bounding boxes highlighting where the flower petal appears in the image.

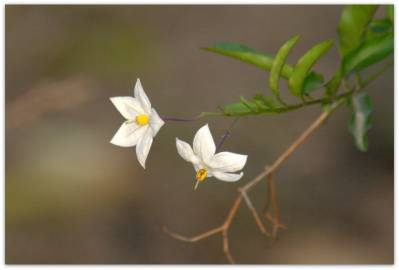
[176,138,200,164]
[110,122,147,147]
[134,78,152,114]
[193,124,216,162]
[136,127,153,169]
[212,171,243,182]
[110,97,145,119]
[208,152,247,173]
[110,97,145,120]
[149,108,165,137]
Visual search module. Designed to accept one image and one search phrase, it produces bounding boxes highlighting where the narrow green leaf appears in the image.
[303,72,324,94]
[269,35,300,97]
[239,96,258,112]
[204,43,292,78]
[369,18,392,34]
[325,69,343,98]
[253,94,269,110]
[222,102,254,116]
[288,40,334,96]
[342,32,393,75]
[204,42,324,92]
[254,94,277,109]
[222,94,282,116]
[338,5,378,56]
[348,93,373,152]
[386,5,394,22]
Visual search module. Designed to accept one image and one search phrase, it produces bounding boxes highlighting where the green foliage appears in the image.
[386,5,394,22]
[205,43,324,93]
[338,5,378,56]
[204,43,290,76]
[325,70,343,98]
[303,72,325,94]
[342,32,394,75]
[222,102,254,116]
[348,93,373,152]
[369,18,393,34]
[269,35,300,99]
[201,3,393,145]
[222,94,283,116]
[288,40,333,96]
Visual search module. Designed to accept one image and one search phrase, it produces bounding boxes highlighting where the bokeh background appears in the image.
[6,5,393,264]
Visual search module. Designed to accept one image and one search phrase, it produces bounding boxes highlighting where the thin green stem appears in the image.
[201,91,354,117]
[246,90,355,115]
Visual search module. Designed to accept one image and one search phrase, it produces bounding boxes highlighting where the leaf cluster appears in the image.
[203,5,393,151]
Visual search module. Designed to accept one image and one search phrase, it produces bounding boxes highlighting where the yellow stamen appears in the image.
[135,114,149,126]
[196,169,207,182]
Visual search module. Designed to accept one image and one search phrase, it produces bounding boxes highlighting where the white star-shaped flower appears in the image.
[176,124,247,188]
[110,78,165,168]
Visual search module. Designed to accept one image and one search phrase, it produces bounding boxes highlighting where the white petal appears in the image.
[110,122,147,147]
[136,127,153,169]
[134,78,152,114]
[208,152,247,173]
[193,124,216,162]
[176,138,200,164]
[149,108,165,137]
[193,163,201,172]
[110,97,145,119]
[212,171,243,182]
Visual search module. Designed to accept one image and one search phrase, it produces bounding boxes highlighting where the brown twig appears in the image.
[222,230,234,264]
[164,59,392,263]
[165,107,335,263]
[163,226,222,243]
[240,188,270,236]
[265,174,283,239]
[164,194,242,264]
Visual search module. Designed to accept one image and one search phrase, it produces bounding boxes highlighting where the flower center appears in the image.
[135,114,149,126]
[196,169,207,181]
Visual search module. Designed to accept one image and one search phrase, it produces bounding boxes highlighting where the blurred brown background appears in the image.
[5,5,393,264]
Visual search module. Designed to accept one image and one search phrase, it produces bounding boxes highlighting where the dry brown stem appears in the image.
[164,58,392,263]
[165,107,336,263]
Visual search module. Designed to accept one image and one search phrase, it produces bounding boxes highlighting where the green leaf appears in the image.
[386,5,394,22]
[348,93,373,152]
[222,94,282,116]
[342,32,393,75]
[204,42,324,93]
[325,69,343,98]
[288,40,334,96]
[204,43,292,78]
[240,96,259,112]
[303,72,324,94]
[369,18,392,34]
[222,102,254,116]
[269,35,300,97]
[254,94,277,109]
[338,5,378,56]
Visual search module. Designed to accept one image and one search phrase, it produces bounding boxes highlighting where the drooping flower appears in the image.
[176,124,247,188]
[110,78,165,168]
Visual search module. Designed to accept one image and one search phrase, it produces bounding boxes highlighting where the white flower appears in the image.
[176,124,247,187]
[110,78,165,168]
